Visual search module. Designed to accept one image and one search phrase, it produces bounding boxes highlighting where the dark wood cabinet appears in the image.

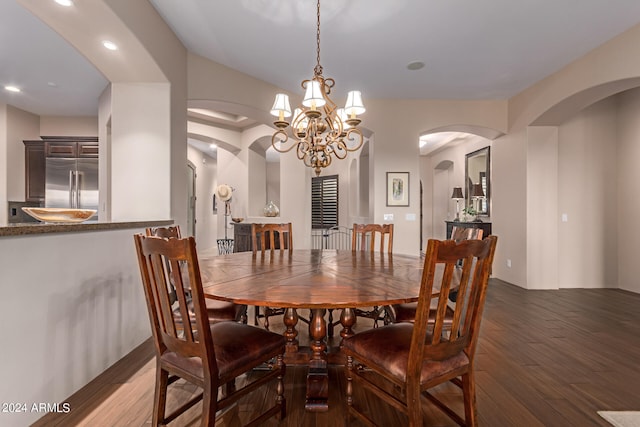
[45,141,77,157]
[78,142,99,157]
[445,221,492,239]
[23,141,45,202]
[45,140,98,158]
[232,223,253,253]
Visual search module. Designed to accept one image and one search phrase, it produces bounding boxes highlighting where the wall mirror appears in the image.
[465,146,490,216]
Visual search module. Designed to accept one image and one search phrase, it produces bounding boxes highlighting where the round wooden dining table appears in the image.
[199,249,425,411]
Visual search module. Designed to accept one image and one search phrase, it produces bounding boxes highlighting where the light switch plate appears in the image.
[405,213,416,221]
[383,214,393,221]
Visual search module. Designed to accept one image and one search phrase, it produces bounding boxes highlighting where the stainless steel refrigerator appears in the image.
[45,157,99,216]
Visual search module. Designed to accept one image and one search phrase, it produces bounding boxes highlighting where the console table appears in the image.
[445,221,492,239]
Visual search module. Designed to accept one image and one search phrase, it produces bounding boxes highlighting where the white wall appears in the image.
[616,88,640,293]
[5,106,39,203]
[0,228,150,427]
[0,103,7,224]
[266,161,280,207]
[526,126,559,290]
[248,149,267,216]
[491,131,528,286]
[40,116,97,137]
[558,97,618,289]
[110,83,172,221]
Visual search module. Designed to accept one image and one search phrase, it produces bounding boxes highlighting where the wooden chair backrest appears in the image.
[146,225,181,239]
[351,223,394,253]
[251,223,293,254]
[450,225,483,242]
[134,234,218,378]
[409,236,497,372]
[145,226,182,304]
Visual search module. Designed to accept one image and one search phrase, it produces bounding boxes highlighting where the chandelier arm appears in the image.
[330,142,348,159]
[297,140,312,161]
[343,128,365,152]
[271,130,299,154]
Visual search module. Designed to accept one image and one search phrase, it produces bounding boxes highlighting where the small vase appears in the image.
[263,200,279,217]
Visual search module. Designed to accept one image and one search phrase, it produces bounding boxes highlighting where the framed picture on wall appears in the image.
[386,172,410,206]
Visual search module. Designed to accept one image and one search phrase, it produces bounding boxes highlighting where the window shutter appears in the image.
[311,175,338,229]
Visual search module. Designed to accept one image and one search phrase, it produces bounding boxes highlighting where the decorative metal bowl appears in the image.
[21,207,97,223]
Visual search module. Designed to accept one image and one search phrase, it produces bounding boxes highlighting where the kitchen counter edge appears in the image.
[0,219,174,237]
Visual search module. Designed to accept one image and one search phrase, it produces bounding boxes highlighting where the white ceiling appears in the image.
[3,0,640,123]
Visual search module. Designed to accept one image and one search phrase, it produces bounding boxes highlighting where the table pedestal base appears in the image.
[280,307,352,411]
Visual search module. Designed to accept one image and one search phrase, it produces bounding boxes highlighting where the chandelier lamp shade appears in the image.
[270,0,366,176]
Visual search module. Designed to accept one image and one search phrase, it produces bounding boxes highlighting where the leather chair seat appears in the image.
[341,323,469,384]
[162,321,285,381]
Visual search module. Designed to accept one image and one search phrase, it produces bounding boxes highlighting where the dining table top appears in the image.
[199,249,427,309]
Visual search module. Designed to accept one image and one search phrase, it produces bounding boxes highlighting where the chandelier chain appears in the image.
[314,0,323,76]
[270,0,365,176]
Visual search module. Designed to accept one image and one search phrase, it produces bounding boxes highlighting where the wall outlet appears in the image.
[561,213,568,222]
[383,213,394,221]
[506,259,512,268]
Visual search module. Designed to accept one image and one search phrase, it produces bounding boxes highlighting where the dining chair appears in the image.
[342,236,497,427]
[390,226,484,324]
[146,226,247,324]
[351,223,394,253]
[251,223,293,330]
[134,233,286,426]
[337,223,394,334]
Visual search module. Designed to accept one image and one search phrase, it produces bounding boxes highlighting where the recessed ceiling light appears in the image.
[4,86,21,93]
[102,40,118,51]
[47,82,58,87]
[407,61,425,71]
[54,0,73,6]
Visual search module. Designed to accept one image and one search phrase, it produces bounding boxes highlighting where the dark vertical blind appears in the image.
[311,175,338,229]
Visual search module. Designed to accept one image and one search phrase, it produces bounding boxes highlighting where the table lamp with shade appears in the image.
[451,187,464,221]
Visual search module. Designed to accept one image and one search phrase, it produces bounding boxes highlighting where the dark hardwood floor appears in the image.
[32,279,640,426]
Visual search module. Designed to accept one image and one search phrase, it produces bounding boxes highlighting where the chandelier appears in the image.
[270,0,366,176]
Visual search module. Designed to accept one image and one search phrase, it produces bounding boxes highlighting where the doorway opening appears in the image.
[187,161,196,237]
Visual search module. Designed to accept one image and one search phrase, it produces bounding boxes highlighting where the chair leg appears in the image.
[382,305,395,325]
[462,372,478,427]
[346,356,354,408]
[254,305,260,326]
[238,305,248,324]
[201,380,217,427]
[406,387,423,427]
[372,306,380,327]
[276,354,286,420]
[153,367,169,426]
[328,309,335,338]
[264,308,271,330]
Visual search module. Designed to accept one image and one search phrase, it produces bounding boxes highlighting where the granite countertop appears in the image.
[0,219,174,237]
